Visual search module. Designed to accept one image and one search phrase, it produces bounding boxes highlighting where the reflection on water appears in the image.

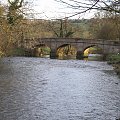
[0,57,120,120]
[58,55,76,60]
[58,54,103,61]
[84,54,103,61]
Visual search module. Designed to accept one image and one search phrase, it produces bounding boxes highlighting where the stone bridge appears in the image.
[23,38,120,59]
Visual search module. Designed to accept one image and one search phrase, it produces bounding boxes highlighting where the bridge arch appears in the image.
[33,44,51,57]
[56,44,77,59]
[83,45,103,60]
[83,45,103,55]
[76,45,103,60]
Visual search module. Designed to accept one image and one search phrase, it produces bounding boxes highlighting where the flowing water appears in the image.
[0,57,120,120]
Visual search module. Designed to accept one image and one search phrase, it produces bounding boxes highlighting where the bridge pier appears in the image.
[76,51,84,60]
[50,49,58,59]
[102,53,109,61]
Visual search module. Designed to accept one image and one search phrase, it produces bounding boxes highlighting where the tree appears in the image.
[48,19,74,38]
[7,0,24,25]
[89,11,120,40]
[0,0,26,56]
[55,0,120,18]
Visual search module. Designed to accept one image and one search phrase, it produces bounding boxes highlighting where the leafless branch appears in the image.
[55,0,120,18]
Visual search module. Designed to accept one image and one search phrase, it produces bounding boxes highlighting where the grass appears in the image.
[8,47,26,57]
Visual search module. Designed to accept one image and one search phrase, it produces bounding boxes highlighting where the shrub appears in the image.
[107,54,120,64]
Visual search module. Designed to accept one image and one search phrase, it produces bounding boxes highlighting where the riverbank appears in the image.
[113,64,120,77]
[107,54,120,77]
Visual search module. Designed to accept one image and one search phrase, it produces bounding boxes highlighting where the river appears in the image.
[0,57,120,120]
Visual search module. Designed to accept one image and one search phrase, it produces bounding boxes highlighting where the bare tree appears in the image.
[7,0,24,25]
[55,0,120,18]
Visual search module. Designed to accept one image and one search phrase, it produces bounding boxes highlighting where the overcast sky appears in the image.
[0,0,96,19]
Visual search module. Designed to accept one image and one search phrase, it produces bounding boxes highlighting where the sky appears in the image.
[0,0,96,19]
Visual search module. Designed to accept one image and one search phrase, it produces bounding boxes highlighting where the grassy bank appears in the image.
[107,54,120,76]
[6,47,34,57]
[0,48,27,57]
[7,47,26,57]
